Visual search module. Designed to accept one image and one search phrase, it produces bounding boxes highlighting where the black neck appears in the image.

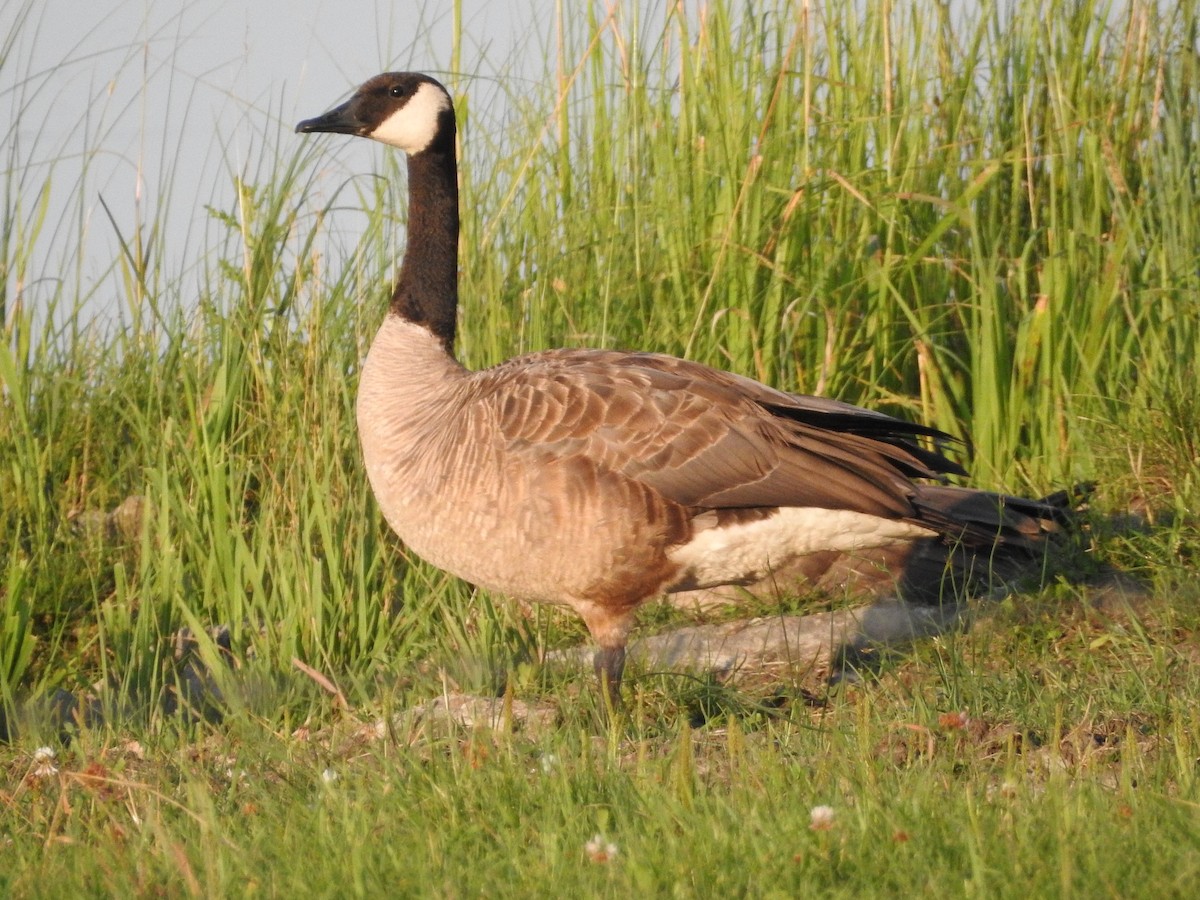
[390,132,459,353]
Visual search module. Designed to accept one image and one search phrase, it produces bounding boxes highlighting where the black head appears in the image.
[295,72,455,155]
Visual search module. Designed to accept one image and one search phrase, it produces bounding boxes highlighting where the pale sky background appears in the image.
[0,0,1155,336]
[2,0,560,332]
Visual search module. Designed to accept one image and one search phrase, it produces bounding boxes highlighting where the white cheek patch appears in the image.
[369,82,451,153]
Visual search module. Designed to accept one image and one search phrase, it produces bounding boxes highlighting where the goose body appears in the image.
[298,73,1067,700]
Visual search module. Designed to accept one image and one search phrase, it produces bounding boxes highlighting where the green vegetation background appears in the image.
[2,1,1198,895]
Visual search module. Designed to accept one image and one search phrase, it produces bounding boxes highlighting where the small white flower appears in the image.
[31,746,58,778]
[585,833,618,863]
[321,767,338,784]
[119,740,145,759]
[539,753,558,774]
[809,805,836,831]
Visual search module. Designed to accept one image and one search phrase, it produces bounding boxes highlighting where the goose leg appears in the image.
[593,645,626,711]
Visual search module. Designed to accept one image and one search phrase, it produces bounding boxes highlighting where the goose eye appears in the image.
[389,85,407,98]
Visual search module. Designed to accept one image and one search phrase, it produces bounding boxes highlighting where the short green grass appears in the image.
[4,589,1199,897]
[3,0,1200,895]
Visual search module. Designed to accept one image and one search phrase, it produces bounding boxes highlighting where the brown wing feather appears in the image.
[477,348,958,520]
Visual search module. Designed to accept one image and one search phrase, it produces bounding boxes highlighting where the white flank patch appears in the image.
[668,507,935,590]
[369,81,451,153]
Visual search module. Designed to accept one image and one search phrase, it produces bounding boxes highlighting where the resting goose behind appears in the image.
[296,73,1068,705]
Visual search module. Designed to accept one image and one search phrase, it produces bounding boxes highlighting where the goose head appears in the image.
[297,72,461,350]
[295,72,454,156]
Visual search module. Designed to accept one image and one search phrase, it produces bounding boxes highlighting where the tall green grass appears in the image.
[3,1,1200,894]
[459,0,1200,490]
[1,0,1198,720]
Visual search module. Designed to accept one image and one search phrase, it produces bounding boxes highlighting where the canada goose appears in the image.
[296,72,1070,705]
